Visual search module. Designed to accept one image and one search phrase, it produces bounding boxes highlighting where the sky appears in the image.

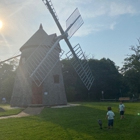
[0,0,140,67]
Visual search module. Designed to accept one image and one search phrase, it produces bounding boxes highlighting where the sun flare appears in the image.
[0,20,3,29]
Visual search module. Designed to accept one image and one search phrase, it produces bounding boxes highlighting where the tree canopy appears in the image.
[121,39,140,98]
[0,60,17,102]
[62,58,122,101]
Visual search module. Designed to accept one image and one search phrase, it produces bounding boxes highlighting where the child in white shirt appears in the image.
[119,101,125,119]
[106,106,115,129]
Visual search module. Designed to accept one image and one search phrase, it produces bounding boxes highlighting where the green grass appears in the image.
[0,102,140,140]
[0,104,23,117]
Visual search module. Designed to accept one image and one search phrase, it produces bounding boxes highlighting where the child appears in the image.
[106,106,115,129]
[119,101,125,119]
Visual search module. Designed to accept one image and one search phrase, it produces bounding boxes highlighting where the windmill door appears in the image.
[32,81,43,104]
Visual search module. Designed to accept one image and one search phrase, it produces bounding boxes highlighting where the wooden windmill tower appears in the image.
[10,0,94,107]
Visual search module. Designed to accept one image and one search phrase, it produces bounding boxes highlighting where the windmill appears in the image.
[10,0,94,107]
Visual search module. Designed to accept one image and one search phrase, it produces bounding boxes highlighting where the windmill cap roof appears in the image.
[39,24,43,29]
[20,24,56,51]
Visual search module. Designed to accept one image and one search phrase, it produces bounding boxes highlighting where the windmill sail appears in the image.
[66,44,94,90]
[42,0,94,90]
[66,8,84,39]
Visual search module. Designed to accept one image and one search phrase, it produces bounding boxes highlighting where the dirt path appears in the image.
[0,104,79,119]
[0,107,44,119]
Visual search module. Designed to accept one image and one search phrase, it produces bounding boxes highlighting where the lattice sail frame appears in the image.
[66,44,94,90]
[42,0,59,21]
[24,38,64,87]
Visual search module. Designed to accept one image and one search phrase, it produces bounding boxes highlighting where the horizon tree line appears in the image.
[0,39,140,102]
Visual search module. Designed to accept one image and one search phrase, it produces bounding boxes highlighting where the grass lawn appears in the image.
[0,102,140,140]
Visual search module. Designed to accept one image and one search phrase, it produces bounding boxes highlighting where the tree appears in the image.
[89,58,122,100]
[0,60,17,102]
[121,39,140,98]
[61,57,122,101]
[61,59,88,101]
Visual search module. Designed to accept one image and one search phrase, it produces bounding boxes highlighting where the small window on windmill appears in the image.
[21,57,26,64]
[53,75,59,83]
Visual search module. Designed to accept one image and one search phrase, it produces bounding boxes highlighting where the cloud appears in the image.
[110,22,117,30]
[74,24,106,37]
[72,1,137,19]
[109,2,137,16]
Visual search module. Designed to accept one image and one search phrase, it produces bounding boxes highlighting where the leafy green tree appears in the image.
[61,59,88,101]
[89,58,122,100]
[62,57,122,101]
[0,60,17,102]
[121,39,140,98]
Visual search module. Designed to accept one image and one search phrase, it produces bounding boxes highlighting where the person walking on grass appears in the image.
[119,101,125,119]
[106,107,115,129]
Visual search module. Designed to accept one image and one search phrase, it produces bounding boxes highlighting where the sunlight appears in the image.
[0,32,13,54]
[0,20,3,29]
